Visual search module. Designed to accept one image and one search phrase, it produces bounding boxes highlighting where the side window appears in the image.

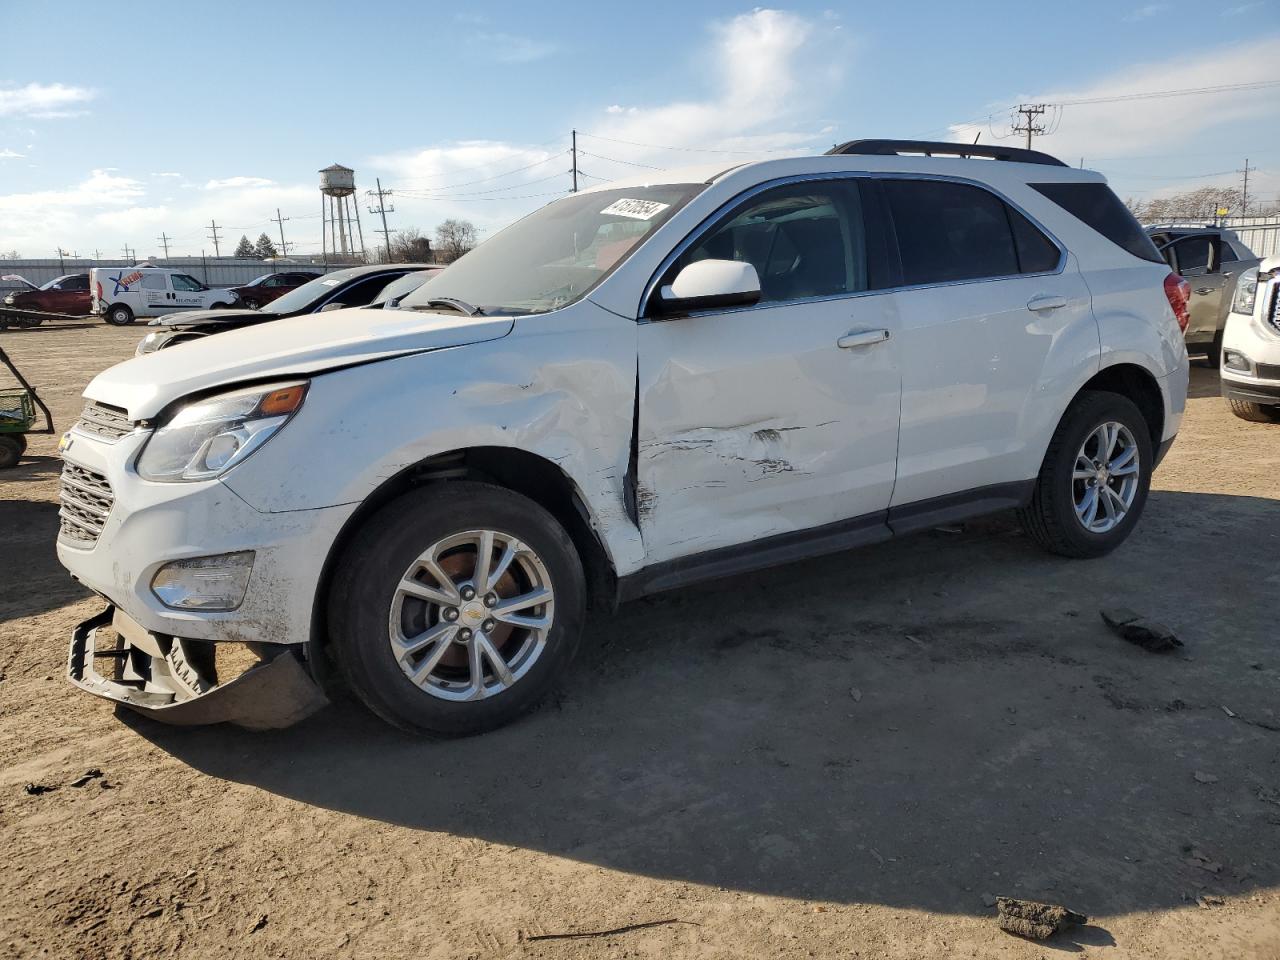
[672,180,866,306]
[882,180,1019,285]
[1170,236,1212,274]
[1008,207,1061,274]
[64,275,89,291]
[170,274,204,292]
[141,273,168,291]
[1218,240,1239,264]
[325,275,394,309]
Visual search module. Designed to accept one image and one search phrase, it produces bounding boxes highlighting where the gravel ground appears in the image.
[2,322,1278,960]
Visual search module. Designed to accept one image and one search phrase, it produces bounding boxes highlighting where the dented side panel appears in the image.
[635,295,902,564]
[221,299,647,576]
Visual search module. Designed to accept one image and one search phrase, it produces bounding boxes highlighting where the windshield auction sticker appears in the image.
[599,198,671,220]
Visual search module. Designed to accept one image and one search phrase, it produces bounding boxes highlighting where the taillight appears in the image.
[1164,273,1191,333]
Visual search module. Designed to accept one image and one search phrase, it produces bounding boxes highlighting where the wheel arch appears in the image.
[309,446,617,665]
[1073,362,1165,446]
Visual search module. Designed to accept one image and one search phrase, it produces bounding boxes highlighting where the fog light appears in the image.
[1223,349,1252,373]
[151,551,255,611]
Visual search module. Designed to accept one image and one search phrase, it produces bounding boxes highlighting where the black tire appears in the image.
[328,481,586,736]
[244,299,260,310]
[1228,398,1280,423]
[104,303,134,326]
[1019,391,1154,559]
[0,434,25,469]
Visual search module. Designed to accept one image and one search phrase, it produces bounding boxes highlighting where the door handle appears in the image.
[1027,295,1068,312]
[837,328,890,349]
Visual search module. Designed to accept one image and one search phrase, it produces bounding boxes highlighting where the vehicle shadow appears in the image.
[136,489,1280,918]
[1187,365,1221,400]
[0,498,92,622]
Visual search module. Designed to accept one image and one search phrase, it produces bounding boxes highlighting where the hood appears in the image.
[86,306,515,420]
[152,307,259,327]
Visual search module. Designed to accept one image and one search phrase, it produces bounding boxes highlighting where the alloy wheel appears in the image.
[1072,421,1140,534]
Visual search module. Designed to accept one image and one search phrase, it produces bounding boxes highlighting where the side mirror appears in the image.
[654,259,761,316]
[319,302,347,312]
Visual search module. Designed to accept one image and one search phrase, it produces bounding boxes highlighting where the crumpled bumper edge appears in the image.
[68,605,329,730]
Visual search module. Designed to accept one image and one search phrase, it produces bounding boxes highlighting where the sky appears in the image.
[1,0,1278,261]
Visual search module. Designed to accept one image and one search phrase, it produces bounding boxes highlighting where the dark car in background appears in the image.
[2,273,91,316]
[135,263,442,354]
[228,270,322,310]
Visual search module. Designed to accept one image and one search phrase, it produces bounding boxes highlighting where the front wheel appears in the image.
[1019,391,1153,559]
[104,304,134,326]
[1228,399,1280,423]
[328,482,586,736]
[0,434,25,469]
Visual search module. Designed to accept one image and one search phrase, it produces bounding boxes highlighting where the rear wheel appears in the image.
[1228,399,1280,423]
[0,434,26,469]
[328,482,586,736]
[1019,391,1153,558]
[104,304,134,326]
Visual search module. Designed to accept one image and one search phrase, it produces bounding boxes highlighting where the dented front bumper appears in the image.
[68,606,328,729]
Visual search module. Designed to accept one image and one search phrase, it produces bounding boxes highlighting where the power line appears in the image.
[576,131,800,155]
[578,150,667,170]
[571,129,578,193]
[1011,104,1048,150]
[389,150,570,190]
[396,171,568,199]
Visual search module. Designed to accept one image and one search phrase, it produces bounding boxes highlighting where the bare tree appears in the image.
[1127,185,1259,223]
[434,219,478,263]
[0,249,23,260]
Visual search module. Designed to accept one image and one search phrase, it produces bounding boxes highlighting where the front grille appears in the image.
[1267,283,1280,336]
[76,401,133,441]
[58,463,114,546]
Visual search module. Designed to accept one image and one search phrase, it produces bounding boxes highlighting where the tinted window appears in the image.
[1219,241,1239,263]
[170,273,204,291]
[1031,182,1164,263]
[1008,207,1061,274]
[674,180,866,305]
[60,275,89,291]
[1170,236,1212,273]
[326,274,396,310]
[882,180,1018,285]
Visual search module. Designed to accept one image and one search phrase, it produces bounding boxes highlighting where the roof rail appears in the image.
[825,139,1069,168]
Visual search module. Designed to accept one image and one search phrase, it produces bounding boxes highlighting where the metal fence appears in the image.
[0,257,348,295]
[1142,215,1280,259]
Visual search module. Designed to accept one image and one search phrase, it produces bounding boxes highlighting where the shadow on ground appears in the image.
[0,498,90,622]
[128,489,1280,918]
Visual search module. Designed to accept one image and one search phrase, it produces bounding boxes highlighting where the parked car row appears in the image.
[58,138,1193,737]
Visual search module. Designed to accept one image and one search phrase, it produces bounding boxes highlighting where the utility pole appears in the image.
[55,247,67,272]
[1239,158,1252,216]
[367,178,394,262]
[93,249,101,260]
[571,129,579,193]
[121,245,135,265]
[1011,104,1048,150]
[271,208,289,258]
[207,220,222,258]
[156,233,171,258]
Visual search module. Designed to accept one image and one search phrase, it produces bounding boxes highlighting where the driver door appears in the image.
[636,178,902,565]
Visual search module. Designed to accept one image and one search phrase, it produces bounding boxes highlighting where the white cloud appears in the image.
[474,31,556,63]
[0,82,95,118]
[205,176,275,190]
[367,9,845,237]
[0,148,23,159]
[151,171,182,178]
[1123,3,1167,21]
[1223,1,1264,13]
[948,36,1280,160]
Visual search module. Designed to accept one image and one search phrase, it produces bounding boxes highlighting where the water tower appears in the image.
[319,163,366,262]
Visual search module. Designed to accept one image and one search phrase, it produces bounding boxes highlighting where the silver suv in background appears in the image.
[1147,225,1259,366]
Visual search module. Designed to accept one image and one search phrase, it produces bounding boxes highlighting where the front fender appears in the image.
[221,300,645,575]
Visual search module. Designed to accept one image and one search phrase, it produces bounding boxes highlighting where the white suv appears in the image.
[1221,255,1280,422]
[58,140,1190,735]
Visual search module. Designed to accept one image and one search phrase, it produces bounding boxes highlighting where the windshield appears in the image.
[373,269,437,307]
[263,266,368,314]
[399,184,703,315]
[245,274,271,287]
[39,275,74,290]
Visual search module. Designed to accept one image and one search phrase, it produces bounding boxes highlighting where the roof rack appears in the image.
[825,139,1068,168]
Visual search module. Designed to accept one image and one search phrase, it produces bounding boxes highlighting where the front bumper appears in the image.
[69,605,328,729]
[1221,374,1280,405]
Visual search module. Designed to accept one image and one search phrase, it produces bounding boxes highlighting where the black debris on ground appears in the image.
[69,768,103,788]
[23,783,56,796]
[1100,608,1183,653]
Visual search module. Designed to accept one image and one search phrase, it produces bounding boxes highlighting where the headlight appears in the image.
[136,332,162,356]
[136,381,308,482]
[3,294,13,305]
[1232,267,1259,316]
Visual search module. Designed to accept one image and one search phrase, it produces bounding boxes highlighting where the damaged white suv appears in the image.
[58,140,1190,735]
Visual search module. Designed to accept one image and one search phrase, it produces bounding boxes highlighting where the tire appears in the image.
[328,481,586,736]
[209,302,228,310]
[244,299,260,310]
[1019,391,1154,559]
[0,434,25,469]
[104,304,134,326]
[1228,399,1280,423]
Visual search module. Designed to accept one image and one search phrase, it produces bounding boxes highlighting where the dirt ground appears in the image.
[2,321,1278,960]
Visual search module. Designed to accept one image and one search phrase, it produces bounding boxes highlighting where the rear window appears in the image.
[1030,182,1164,263]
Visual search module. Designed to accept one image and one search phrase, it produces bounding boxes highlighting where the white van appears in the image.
[89,266,239,326]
